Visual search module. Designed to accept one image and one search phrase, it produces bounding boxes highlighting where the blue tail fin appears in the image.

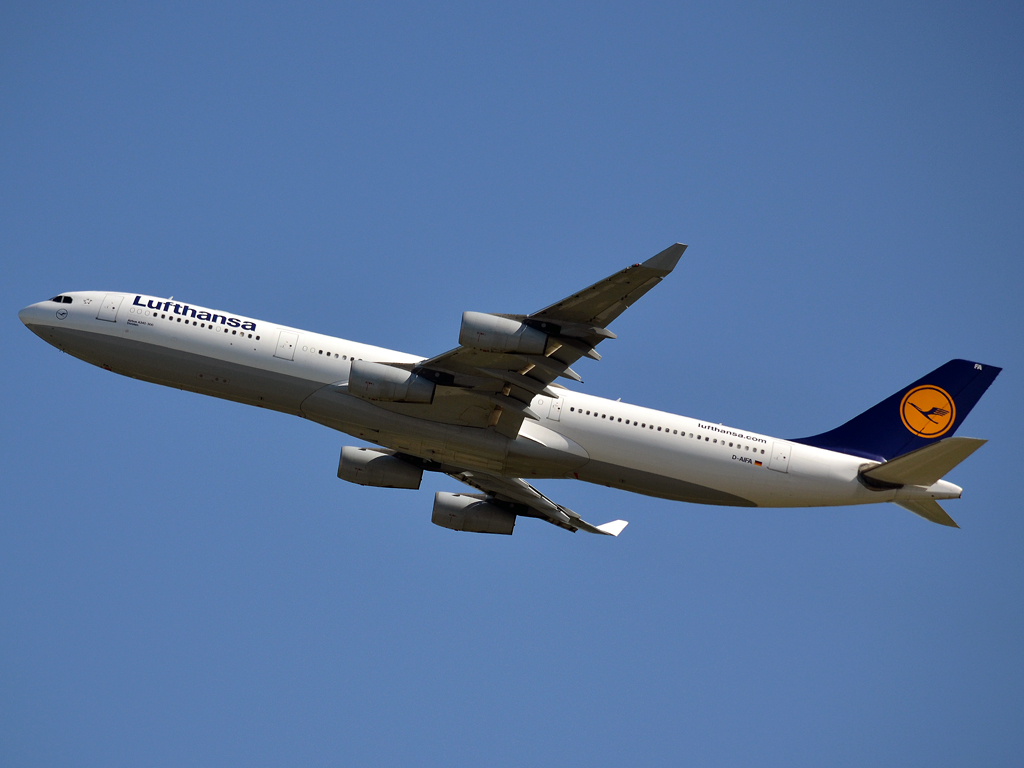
[792,359,1001,462]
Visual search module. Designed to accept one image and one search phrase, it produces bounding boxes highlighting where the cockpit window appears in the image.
[63,296,73,303]
[50,296,63,302]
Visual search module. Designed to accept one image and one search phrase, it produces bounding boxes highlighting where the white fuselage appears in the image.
[19,291,962,510]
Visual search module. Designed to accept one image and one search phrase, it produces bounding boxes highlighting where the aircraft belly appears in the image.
[30,325,317,414]
[301,387,508,471]
[575,459,757,506]
[300,386,591,477]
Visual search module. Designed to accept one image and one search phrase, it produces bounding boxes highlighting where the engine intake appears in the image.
[431,492,516,535]
[348,360,435,404]
[459,311,548,355]
[337,446,423,489]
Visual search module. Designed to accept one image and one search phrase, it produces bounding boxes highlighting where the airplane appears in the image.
[19,244,1001,536]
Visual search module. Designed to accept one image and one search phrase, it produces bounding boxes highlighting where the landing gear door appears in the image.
[769,440,791,473]
[548,398,563,422]
[274,331,298,361]
[97,294,124,322]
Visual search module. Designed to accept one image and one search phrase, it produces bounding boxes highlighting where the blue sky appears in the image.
[2,2,1022,766]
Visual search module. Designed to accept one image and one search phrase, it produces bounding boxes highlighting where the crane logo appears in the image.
[900,385,956,438]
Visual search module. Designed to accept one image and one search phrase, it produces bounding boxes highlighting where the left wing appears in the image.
[445,468,628,536]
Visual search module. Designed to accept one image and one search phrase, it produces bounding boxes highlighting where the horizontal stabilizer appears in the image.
[861,437,986,487]
[895,499,959,528]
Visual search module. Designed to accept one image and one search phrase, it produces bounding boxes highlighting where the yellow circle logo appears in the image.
[900,385,956,438]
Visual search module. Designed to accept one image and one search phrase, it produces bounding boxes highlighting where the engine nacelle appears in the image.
[431,492,516,535]
[348,360,435,404]
[337,446,423,489]
[459,311,548,355]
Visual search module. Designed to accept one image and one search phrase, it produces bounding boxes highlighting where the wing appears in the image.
[445,467,628,536]
[372,243,686,438]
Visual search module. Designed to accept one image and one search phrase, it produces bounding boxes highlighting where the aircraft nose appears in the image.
[19,301,49,327]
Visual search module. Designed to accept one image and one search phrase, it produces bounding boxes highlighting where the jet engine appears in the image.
[348,360,435,404]
[337,446,423,489]
[458,311,548,355]
[431,492,516,535]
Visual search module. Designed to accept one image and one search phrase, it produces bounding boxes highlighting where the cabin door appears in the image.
[548,398,563,421]
[274,331,298,360]
[768,441,791,473]
[96,294,124,322]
